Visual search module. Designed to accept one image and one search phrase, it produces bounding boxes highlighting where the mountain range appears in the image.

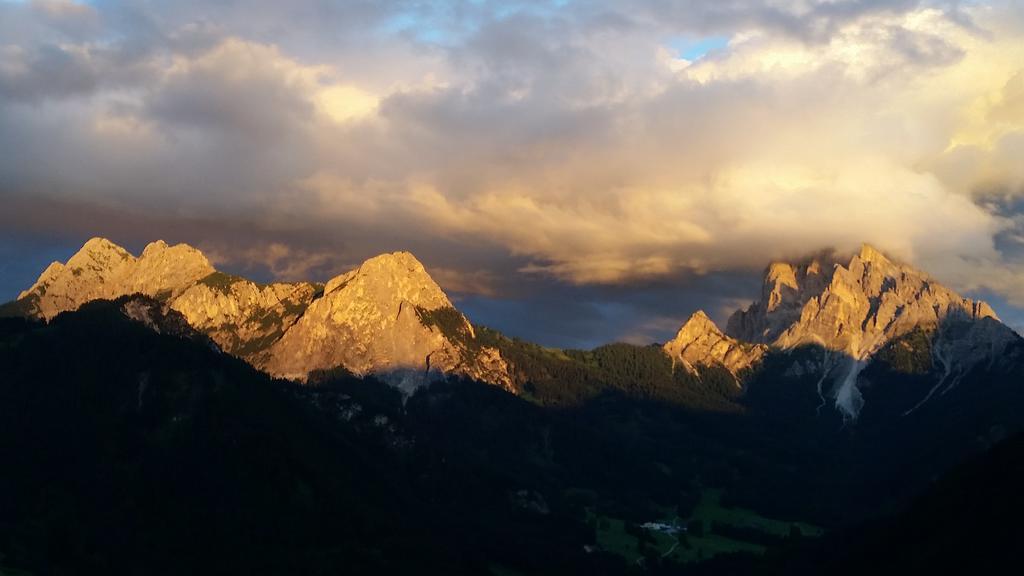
[667,244,1018,419]
[4,237,1024,574]
[4,237,1019,422]
[2,238,512,394]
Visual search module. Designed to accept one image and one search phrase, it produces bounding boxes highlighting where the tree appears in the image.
[688,519,705,537]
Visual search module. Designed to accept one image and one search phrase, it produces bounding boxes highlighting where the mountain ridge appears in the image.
[663,310,766,378]
[3,238,1019,417]
[14,237,215,319]
[261,250,513,392]
[726,244,1001,354]
[2,238,512,391]
[670,243,1019,419]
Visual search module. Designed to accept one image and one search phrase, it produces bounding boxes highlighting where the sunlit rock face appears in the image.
[727,244,1003,359]
[262,251,512,392]
[169,276,322,363]
[726,255,835,345]
[14,238,215,320]
[663,311,766,380]
[5,239,512,393]
[724,244,1019,418]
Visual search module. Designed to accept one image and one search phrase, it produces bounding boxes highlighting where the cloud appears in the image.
[428,267,501,297]
[145,39,317,138]
[283,4,1022,289]
[4,0,1024,343]
[203,241,348,282]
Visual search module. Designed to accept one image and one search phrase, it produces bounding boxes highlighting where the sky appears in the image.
[2,0,1024,347]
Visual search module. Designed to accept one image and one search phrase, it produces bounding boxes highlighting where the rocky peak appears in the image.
[169,274,322,362]
[725,243,1018,419]
[727,244,1000,355]
[856,242,890,265]
[141,239,169,256]
[323,251,452,310]
[728,252,835,343]
[676,310,718,336]
[790,247,994,355]
[3,238,512,392]
[62,236,135,284]
[18,261,65,300]
[262,251,509,391]
[71,236,133,262]
[763,262,798,312]
[664,310,766,378]
[13,237,214,320]
[125,241,214,297]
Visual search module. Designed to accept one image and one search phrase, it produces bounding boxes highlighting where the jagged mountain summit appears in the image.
[725,244,1001,356]
[663,311,766,378]
[1,238,511,391]
[667,244,1020,419]
[4,238,1020,418]
[262,251,511,392]
[12,238,215,319]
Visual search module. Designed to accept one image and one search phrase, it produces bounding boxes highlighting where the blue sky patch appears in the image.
[669,36,730,60]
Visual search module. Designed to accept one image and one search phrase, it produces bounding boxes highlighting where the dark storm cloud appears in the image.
[447,269,765,349]
[0,39,158,103]
[0,190,765,349]
[0,44,100,101]
[143,42,316,139]
[0,191,524,292]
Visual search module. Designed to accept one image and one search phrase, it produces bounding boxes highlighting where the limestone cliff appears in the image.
[169,274,322,363]
[262,252,512,392]
[727,244,1006,359]
[722,244,1019,418]
[14,238,214,320]
[663,311,766,379]
[3,238,512,393]
[726,254,835,344]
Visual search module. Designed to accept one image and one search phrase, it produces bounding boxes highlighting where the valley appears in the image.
[1,238,1023,574]
[5,1,1024,572]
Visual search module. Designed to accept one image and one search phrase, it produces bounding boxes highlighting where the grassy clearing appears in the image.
[593,516,642,562]
[591,489,822,565]
[668,531,765,563]
[693,489,823,538]
[594,515,764,564]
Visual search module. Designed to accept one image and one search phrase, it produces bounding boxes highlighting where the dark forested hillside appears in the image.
[0,298,804,575]
[0,302,452,575]
[0,299,614,575]
[2,297,1024,575]
[475,327,741,411]
[681,430,1024,576]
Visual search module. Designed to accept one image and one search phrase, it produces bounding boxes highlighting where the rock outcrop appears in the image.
[5,238,1018,411]
[169,274,322,363]
[3,238,512,393]
[262,252,512,392]
[721,244,1019,418]
[726,244,1004,359]
[726,254,835,344]
[14,238,214,320]
[663,311,766,379]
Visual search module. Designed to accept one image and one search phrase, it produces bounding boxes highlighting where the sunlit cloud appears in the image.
[315,84,379,123]
[3,0,1024,343]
